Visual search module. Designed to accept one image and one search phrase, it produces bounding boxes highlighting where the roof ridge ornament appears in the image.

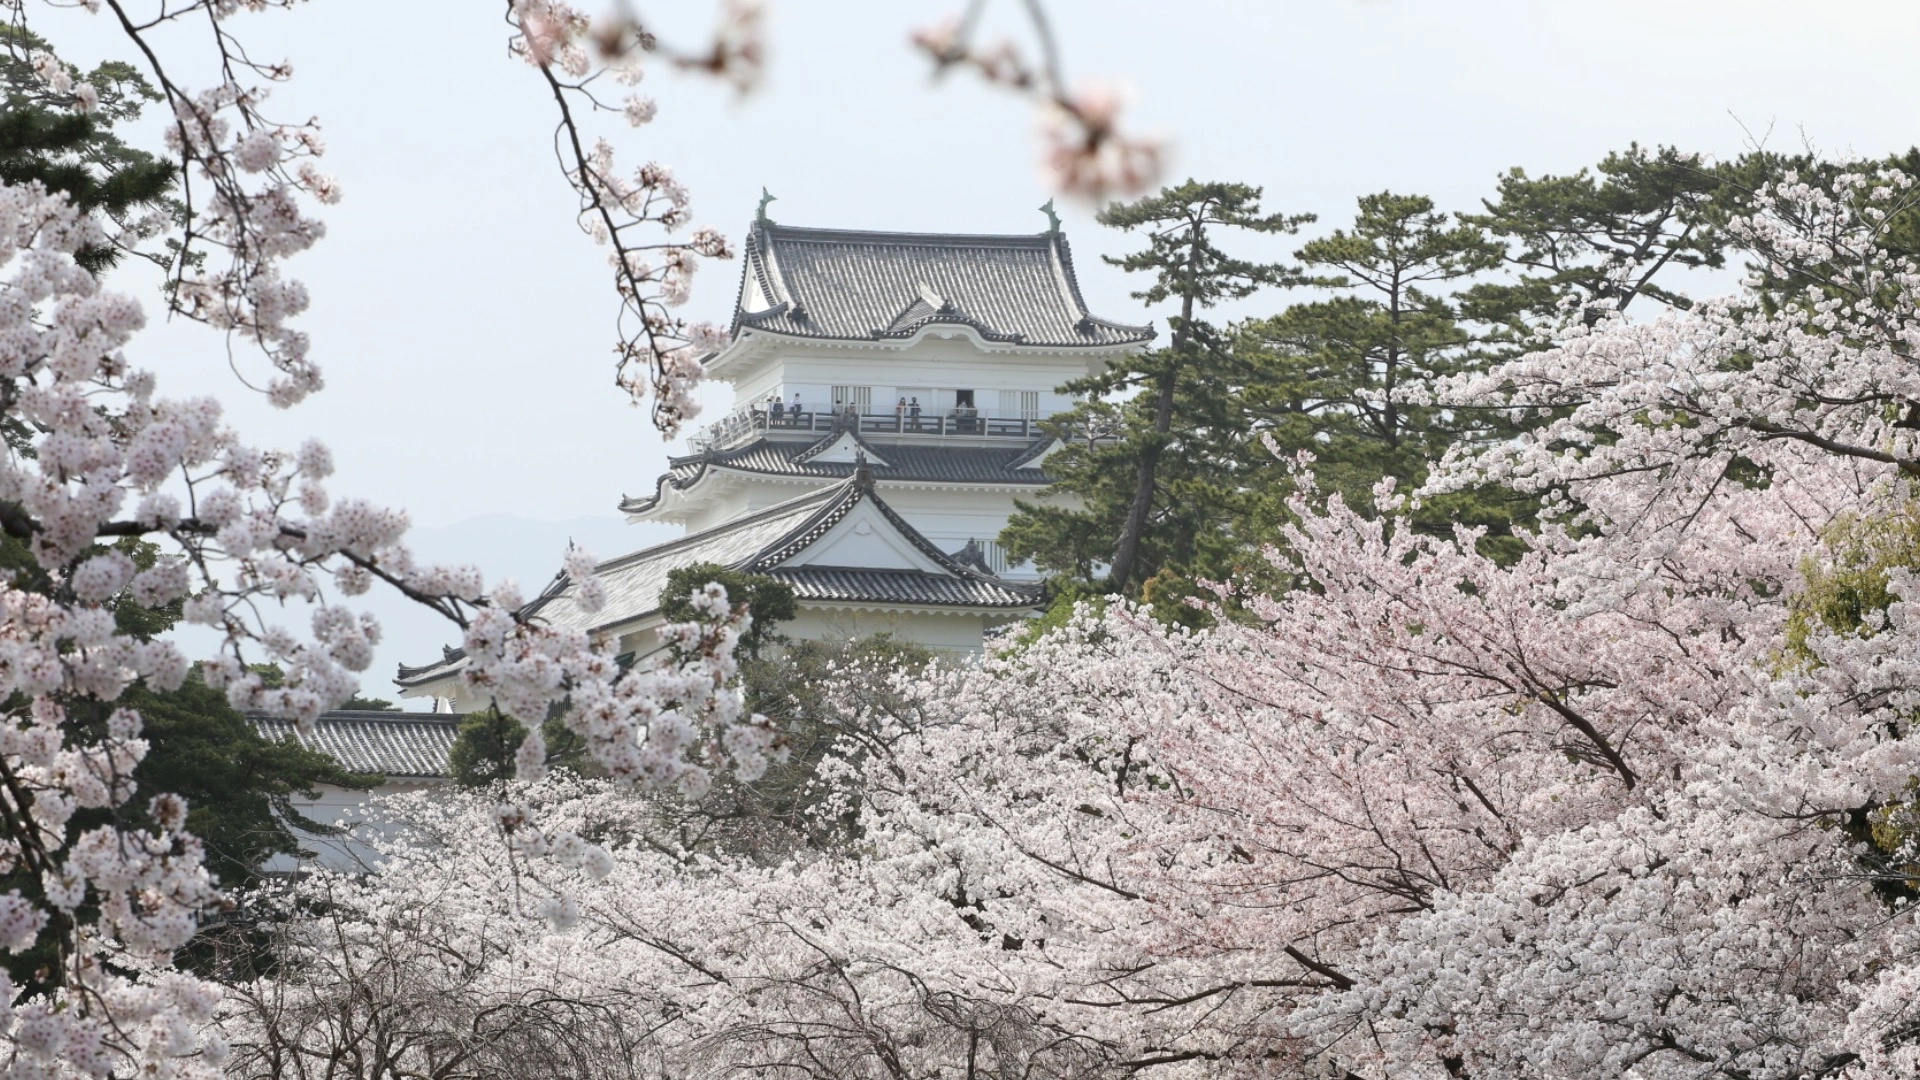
[757,187,777,224]
[1039,198,1061,235]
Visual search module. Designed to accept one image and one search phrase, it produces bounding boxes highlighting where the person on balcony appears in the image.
[770,395,785,421]
[909,397,922,430]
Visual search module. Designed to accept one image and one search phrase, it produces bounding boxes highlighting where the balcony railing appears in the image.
[691,406,1054,452]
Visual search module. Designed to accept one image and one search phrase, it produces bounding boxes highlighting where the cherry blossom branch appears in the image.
[507,0,740,436]
[1744,417,1920,477]
[911,0,1162,198]
[99,0,334,407]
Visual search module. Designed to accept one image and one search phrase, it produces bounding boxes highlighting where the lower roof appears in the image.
[766,566,1036,608]
[248,710,460,778]
[621,431,1054,517]
[398,473,1040,691]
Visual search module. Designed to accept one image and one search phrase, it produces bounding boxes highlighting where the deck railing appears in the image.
[691,407,1054,451]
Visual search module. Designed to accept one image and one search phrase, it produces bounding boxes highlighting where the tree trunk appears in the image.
[1107,217,1202,595]
[1106,371,1175,593]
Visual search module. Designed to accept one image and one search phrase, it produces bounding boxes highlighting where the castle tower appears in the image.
[395,210,1152,708]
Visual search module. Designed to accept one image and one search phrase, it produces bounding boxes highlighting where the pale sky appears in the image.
[37,0,1920,700]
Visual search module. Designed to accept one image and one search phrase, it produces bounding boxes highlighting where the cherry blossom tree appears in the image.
[817,165,1920,1079]
[33,2,1915,1080]
[340,164,1919,1080]
[0,2,774,1075]
[0,0,1164,1074]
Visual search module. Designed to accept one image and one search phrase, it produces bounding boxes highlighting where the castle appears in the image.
[394,205,1152,710]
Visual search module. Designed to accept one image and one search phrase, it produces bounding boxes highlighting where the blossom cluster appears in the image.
[458,575,777,801]
[226,169,1920,1080]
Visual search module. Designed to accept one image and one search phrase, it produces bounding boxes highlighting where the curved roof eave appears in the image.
[731,323,1150,355]
[726,217,1156,349]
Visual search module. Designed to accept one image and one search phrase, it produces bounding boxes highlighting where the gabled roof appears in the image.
[534,483,852,636]
[621,433,1057,517]
[248,710,460,778]
[729,220,1153,348]
[400,475,1040,691]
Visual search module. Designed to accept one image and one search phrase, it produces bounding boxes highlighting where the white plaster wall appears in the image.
[733,362,785,408]
[721,336,1105,417]
[264,779,447,874]
[575,606,1005,666]
[400,598,1027,709]
[739,478,829,516]
[784,502,949,572]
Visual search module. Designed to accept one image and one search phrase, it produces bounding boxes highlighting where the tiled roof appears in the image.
[731,221,1152,348]
[248,711,459,778]
[767,567,1037,607]
[620,434,1054,515]
[400,475,1039,689]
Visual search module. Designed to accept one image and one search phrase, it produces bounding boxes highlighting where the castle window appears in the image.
[999,390,1040,419]
[831,385,872,413]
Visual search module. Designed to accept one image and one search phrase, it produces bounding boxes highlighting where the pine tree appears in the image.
[1234,192,1513,542]
[1462,144,1727,332]
[1002,180,1310,596]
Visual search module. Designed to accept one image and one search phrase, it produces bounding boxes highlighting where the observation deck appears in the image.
[690,405,1062,454]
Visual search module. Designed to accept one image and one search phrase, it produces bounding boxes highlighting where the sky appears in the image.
[33,0,1920,704]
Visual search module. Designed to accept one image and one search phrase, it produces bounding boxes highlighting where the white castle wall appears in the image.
[727,335,1096,418]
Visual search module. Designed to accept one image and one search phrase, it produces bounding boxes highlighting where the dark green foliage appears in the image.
[1002,180,1312,596]
[1234,191,1534,561]
[998,466,1118,583]
[658,562,797,659]
[448,709,527,787]
[446,706,590,787]
[1001,401,1250,593]
[113,672,379,887]
[341,695,399,711]
[1096,180,1313,312]
[1242,192,1499,484]
[0,27,176,273]
[1462,144,1728,333]
[1008,152,1783,612]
